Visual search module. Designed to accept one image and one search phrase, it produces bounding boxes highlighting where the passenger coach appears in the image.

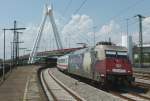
[57,55,69,71]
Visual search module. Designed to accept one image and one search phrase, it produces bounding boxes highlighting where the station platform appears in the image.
[0,65,46,101]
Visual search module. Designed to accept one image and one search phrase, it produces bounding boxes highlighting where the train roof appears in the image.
[70,44,128,55]
[71,47,92,54]
[60,44,127,56]
[95,44,127,51]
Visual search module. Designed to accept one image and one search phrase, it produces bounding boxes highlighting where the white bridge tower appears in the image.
[28,4,63,64]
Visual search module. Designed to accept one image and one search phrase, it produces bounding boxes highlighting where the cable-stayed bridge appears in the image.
[28,4,63,64]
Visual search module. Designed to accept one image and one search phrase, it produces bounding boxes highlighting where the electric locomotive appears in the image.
[57,42,134,85]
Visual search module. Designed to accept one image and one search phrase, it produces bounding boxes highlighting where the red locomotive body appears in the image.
[94,50,134,85]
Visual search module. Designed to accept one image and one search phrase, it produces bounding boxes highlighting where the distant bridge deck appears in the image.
[19,47,84,60]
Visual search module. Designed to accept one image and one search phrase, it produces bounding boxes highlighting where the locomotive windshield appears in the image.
[105,50,128,58]
[105,50,116,58]
[117,51,128,58]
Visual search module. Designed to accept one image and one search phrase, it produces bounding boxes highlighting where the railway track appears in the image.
[133,72,150,80]
[40,68,85,101]
[110,88,150,101]
[40,67,150,101]
[133,71,150,88]
[134,77,150,90]
[134,81,150,89]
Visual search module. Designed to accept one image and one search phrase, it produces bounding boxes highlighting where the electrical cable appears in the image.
[109,0,144,21]
[73,0,88,14]
[97,0,145,29]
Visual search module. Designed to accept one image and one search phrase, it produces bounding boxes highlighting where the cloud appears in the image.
[20,22,55,52]
[95,19,150,45]
[99,20,120,35]
[2,13,150,59]
[0,22,55,59]
[2,14,122,59]
[61,14,93,47]
[131,17,150,44]
[96,20,122,44]
[143,17,150,43]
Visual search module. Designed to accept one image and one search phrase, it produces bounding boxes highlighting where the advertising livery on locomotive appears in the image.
[57,42,135,85]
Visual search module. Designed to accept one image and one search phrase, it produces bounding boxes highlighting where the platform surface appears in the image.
[0,65,46,101]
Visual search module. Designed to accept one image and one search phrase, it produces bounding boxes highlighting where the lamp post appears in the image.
[93,26,97,46]
[19,48,27,65]
[10,42,13,72]
[126,18,129,36]
[26,49,31,64]
[2,29,6,81]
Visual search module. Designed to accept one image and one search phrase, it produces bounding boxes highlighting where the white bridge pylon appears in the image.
[28,4,63,64]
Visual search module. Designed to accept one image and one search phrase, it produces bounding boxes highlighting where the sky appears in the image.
[0,0,150,59]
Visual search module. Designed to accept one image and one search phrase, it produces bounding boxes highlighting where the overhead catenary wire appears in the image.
[97,0,145,29]
[65,0,144,47]
[45,0,144,48]
[73,0,88,14]
[109,0,144,21]
[129,20,138,26]
[93,0,145,43]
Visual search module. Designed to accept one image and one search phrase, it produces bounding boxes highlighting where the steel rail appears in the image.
[48,69,86,101]
[41,71,57,101]
[110,88,150,101]
[109,91,136,101]
[129,92,150,101]
[134,81,150,88]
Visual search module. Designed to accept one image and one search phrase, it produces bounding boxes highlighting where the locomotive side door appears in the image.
[83,52,92,78]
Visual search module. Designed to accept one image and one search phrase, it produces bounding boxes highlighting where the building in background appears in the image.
[133,43,150,67]
[122,35,133,64]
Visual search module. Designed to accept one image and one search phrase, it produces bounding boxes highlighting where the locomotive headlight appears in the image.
[127,70,131,73]
[106,69,110,72]
[100,74,105,77]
